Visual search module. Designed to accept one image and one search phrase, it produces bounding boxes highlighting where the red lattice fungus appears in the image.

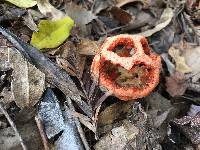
[91,34,161,100]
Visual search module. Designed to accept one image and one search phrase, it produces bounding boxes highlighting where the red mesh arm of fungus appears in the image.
[91,34,161,101]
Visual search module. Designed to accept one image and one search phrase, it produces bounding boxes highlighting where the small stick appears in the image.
[66,97,91,150]
[0,102,27,150]
[35,115,50,150]
[94,91,112,110]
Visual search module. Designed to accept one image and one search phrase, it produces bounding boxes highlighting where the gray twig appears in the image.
[66,97,91,150]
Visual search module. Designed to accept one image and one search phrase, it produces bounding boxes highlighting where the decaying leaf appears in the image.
[10,48,45,108]
[165,72,187,97]
[94,120,139,150]
[77,38,99,55]
[38,88,65,139]
[138,7,173,37]
[0,47,45,109]
[56,41,86,79]
[4,0,37,8]
[65,2,97,26]
[184,46,200,82]
[31,16,74,50]
[37,0,65,20]
[145,92,174,128]
[110,7,134,24]
[97,101,135,135]
[169,46,192,73]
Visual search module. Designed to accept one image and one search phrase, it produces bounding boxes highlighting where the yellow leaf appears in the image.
[31,16,74,50]
[5,0,37,8]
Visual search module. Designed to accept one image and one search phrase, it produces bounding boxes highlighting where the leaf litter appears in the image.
[0,0,200,149]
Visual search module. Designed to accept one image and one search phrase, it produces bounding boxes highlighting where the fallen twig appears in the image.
[35,115,50,150]
[0,102,27,150]
[65,97,91,150]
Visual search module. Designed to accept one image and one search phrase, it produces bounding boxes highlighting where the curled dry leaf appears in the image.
[137,7,173,37]
[168,46,192,74]
[1,47,45,109]
[37,0,65,20]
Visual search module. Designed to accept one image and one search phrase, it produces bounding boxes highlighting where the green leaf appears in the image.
[31,16,74,50]
[5,0,37,8]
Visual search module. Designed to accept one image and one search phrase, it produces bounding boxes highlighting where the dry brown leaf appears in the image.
[110,6,134,24]
[56,41,86,79]
[77,38,99,55]
[165,72,187,97]
[1,47,45,108]
[137,7,173,37]
[169,47,192,74]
